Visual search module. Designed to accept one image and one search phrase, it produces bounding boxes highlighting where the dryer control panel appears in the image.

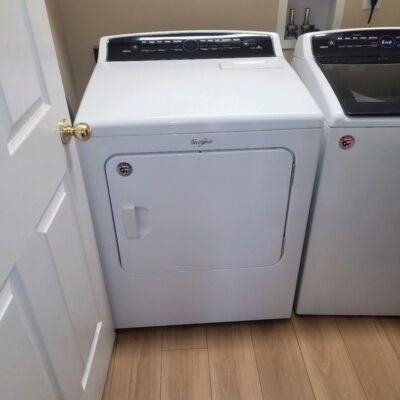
[107,32,275,61]
[312,29,400,60]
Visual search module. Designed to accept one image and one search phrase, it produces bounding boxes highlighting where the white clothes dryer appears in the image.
[76,31,322,328]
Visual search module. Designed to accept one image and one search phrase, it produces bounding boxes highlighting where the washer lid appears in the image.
[313,29,400,117]
[317,61,400,117]
[293,28,400,127]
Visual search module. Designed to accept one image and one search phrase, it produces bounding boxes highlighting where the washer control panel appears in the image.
[107,32,275,61]
[312,29,400,58]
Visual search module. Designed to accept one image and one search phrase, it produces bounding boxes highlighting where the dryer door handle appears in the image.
[122,205,139,239]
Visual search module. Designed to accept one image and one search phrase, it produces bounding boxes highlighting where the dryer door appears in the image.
[106,148,294,273]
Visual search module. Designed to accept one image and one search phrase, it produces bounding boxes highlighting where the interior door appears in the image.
[0,1,114,399]
[106,149,294,273]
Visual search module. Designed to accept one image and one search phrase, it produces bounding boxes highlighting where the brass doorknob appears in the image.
[59,118,92,144]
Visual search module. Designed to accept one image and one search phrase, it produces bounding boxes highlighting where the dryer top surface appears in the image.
[76,32,322,136]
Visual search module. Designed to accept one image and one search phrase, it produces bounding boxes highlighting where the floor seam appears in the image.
[159,329,163,400]
[106,335,118,400]
[379,317,400,360]
[249,322,266,400]
[161,346,208,352]
[206,326,214,400]
[290,315,317,400]
[335,317,370,400]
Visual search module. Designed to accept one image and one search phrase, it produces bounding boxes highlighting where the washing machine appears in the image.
[76,30,322,328]
[293,28,400,315]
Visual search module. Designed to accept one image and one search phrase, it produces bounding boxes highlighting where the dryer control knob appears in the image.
[183,39,199,52]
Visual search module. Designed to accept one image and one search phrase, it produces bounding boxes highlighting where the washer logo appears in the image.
[339,135,355,150]
[117,162,133,176]
[190,138,212,147]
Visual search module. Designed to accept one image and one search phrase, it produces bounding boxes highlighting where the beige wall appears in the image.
[44,0,79,114]
[342,0,400,28]
[45,0,400,115]
[46,0,279,114]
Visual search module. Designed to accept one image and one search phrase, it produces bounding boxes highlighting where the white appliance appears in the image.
[76,30,322,328]
[293,28,400,315]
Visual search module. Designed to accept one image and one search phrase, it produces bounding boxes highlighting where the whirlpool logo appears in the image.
[190,138,212,147]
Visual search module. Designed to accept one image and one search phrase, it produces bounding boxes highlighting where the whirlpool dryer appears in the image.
[293,28,400,315]
[76,31,323,328]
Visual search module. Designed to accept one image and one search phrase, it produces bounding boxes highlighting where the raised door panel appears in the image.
[0,276,58,400]
[37,181,100,365]
[0,0,50,153]
[106,149,293,273]
[1,179,106,399]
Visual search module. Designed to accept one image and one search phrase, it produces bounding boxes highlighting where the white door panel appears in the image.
[0,0,114,398]
[107,149,293,273]
[1,0,50,145]
[17,234,83,400]
[0,278,58,400]
[37,181,99,364]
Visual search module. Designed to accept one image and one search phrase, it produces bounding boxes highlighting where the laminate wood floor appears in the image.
[102,316,400,400]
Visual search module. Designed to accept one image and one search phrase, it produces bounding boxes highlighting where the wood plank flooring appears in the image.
[251,319,314,400]
[102,316,400,400]
[207,323,263,400]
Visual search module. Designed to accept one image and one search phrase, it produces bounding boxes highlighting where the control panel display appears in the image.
[312,29,400,59]
[107,32,275,61]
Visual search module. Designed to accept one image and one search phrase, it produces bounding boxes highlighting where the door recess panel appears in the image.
[106,149,293,273]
